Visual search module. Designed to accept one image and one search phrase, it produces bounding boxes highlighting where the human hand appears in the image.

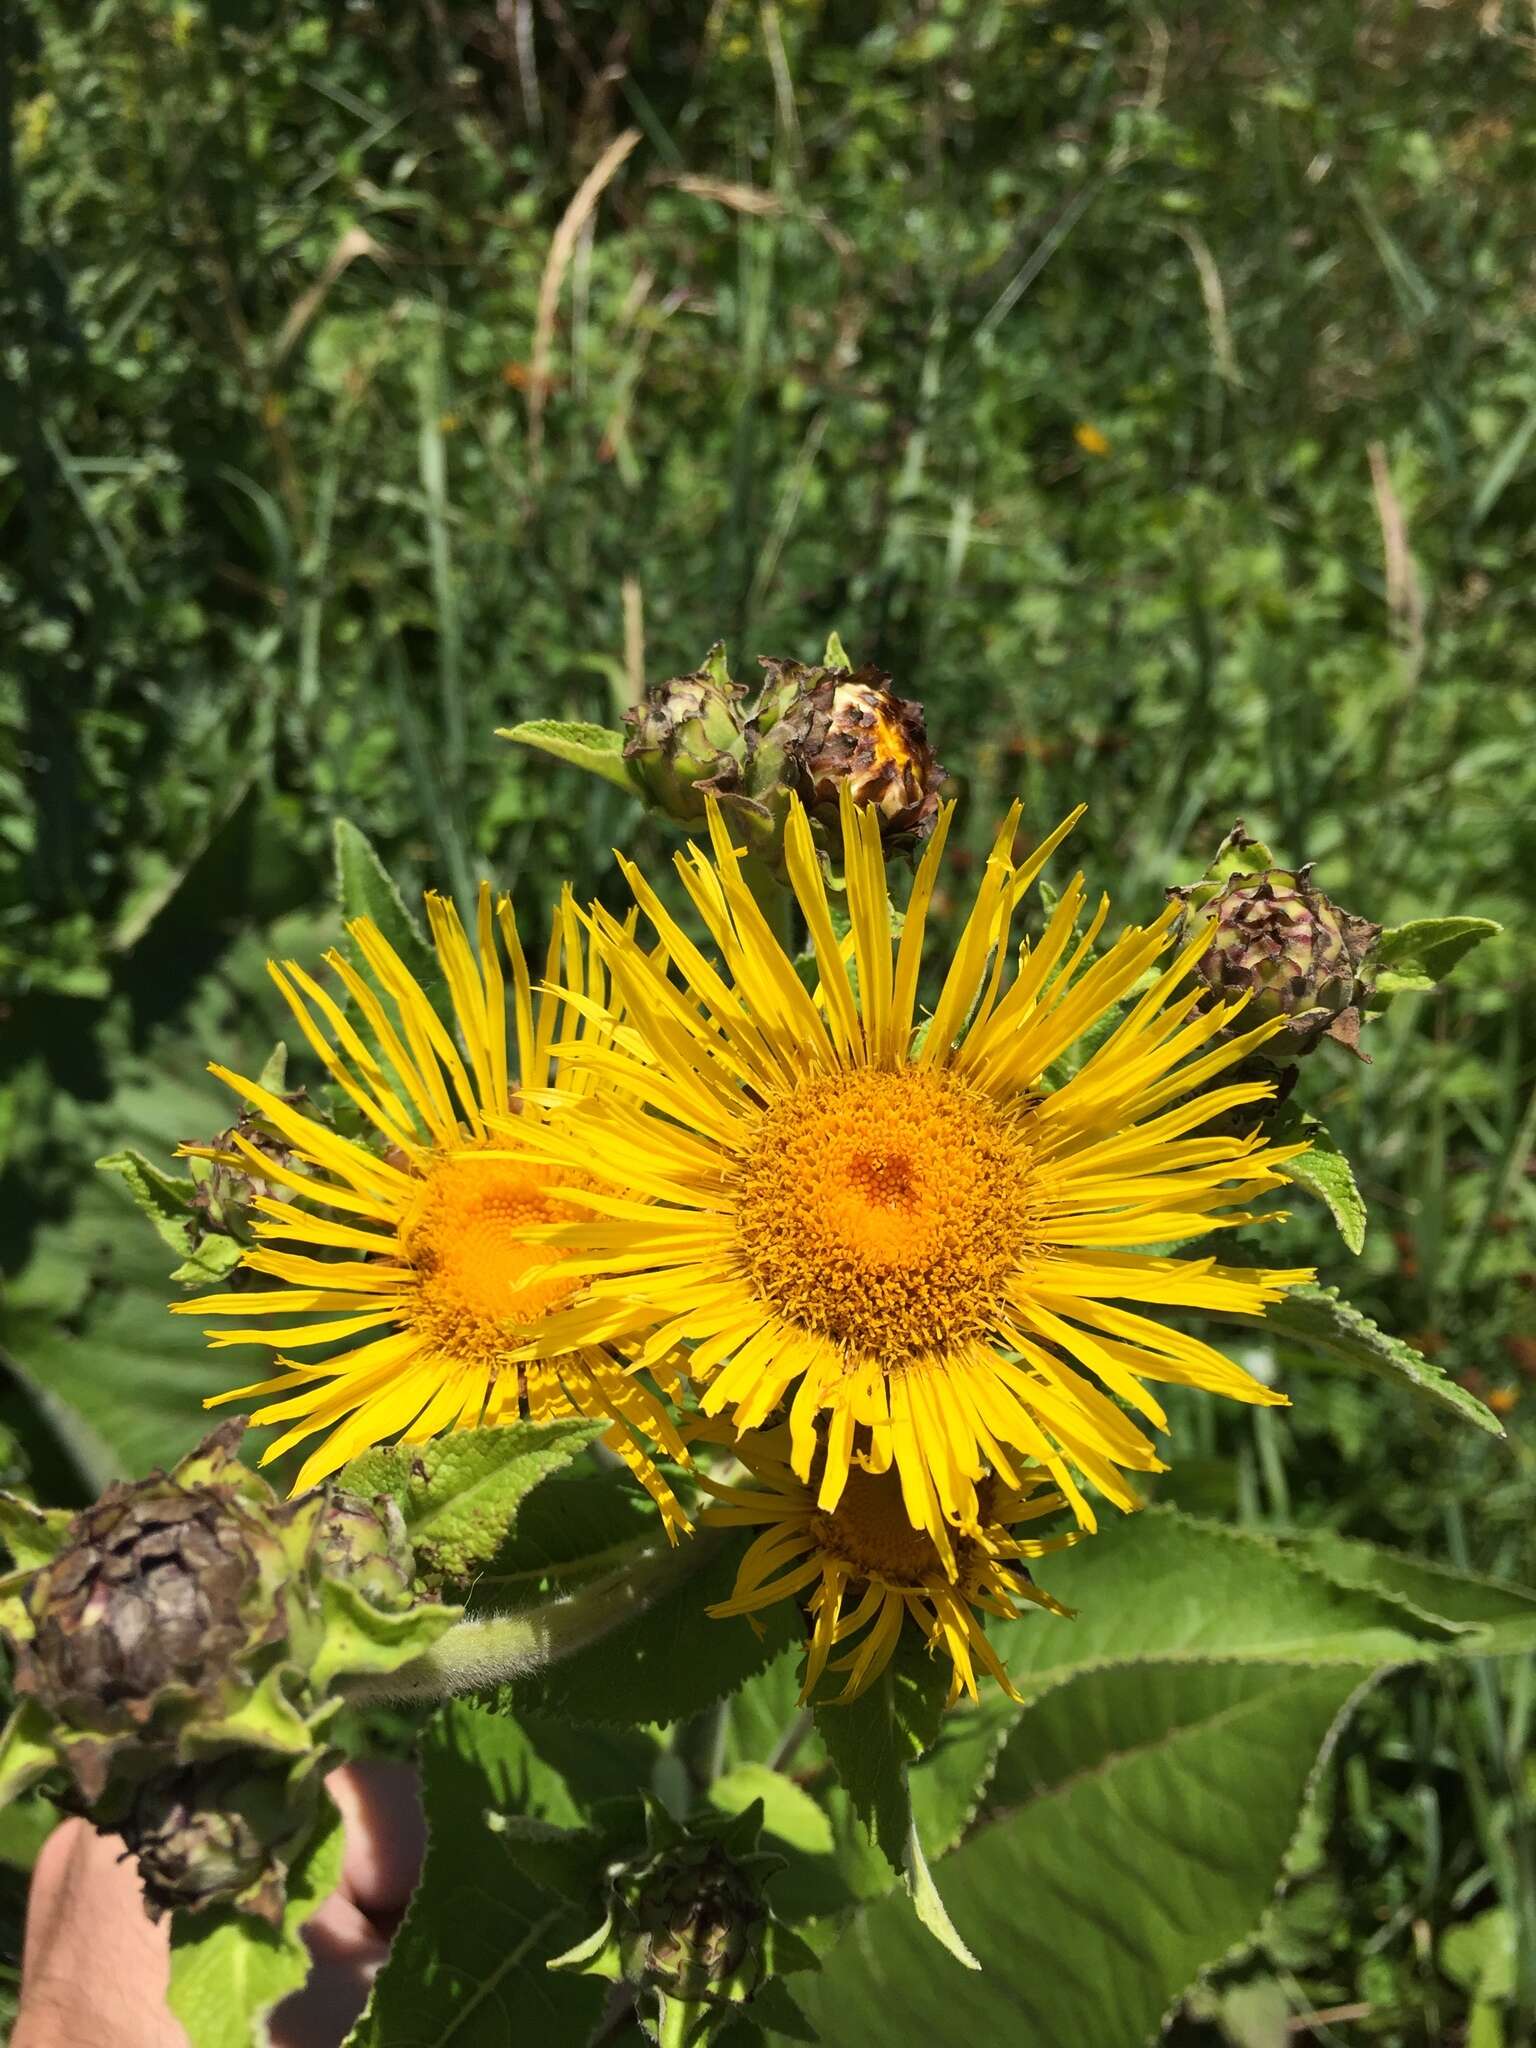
[12,1762,424,2048]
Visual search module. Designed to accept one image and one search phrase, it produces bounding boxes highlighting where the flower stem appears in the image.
[740,851,796,957]
[346,1534,718,1704]
[658,1989,706,2048]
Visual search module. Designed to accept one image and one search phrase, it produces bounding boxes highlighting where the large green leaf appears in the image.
[1281,1531,1536,1655]
[347,1703,600,2047]
[339,1421,604,1584]
[511,1531,798,1727]
[0,1170,259,1488]
[793,1660,1375,2048]
[1262,1284,1502,1435]
[986,1506,1454,1699]
[168,1803,345,2048]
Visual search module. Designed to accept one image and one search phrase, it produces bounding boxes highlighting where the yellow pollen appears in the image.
[401,1152,579,1365]
[811,1463,959,1587]
[733,1068,1040,1371]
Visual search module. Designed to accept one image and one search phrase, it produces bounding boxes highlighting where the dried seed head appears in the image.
[763,660,945,843]
[121,1756,318,1925]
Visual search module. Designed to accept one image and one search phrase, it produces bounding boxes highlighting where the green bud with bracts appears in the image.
[550,1798,817,2044]
[315,1490,415,1613]
[623,643,751,824]
[1169,822,1380,1062]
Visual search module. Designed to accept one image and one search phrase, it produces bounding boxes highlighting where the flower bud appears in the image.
[757,658,945,844]
[625,1838,765,2005]
[549,1798,815,2035]
[623,645,750,824]
[1170,826,1380,1061]
[193,1107,298,1246]
[120,1755,320,1925]
[315,1490,415,1612]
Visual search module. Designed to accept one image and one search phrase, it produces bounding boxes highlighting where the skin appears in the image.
[12,1764,424,2048]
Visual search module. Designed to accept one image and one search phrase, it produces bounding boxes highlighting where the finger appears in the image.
[324,1762,426,1928]
[15,1820,187,2048]
[267,1892,387,2048]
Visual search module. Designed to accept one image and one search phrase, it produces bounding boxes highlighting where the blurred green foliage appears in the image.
[2,0,1533,2040]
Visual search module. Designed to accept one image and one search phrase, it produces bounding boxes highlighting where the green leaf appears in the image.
[907,1692,1021,1861]
[339,1421,604,1583]
[0,1492,74,1572]
[347,1703,601,2047]
[1280,1531,1536,1656]
[511,1532,797,1728]
[814,1634,948,1874]
[1264,1284,1502,1436]
[0,1701,61,1808]
[795,1660,1375,2048]
[1278,1121,1366,1254]
[167,1801,345,2048]
[94,1147,199,1256]
[332,819,434,981]
[307,1577,463,1693]
[471,1466,661,1597]
[169,1231,246,1286]
[985,1505,1456,1699]
[903,1810,978,1971]
[1371,915,1501,994]
[709,1764,835,1861]
[495,720,641,795]
[1443,1906,1516,2003]
[0,1167,268,1487]
[823,629,851,669]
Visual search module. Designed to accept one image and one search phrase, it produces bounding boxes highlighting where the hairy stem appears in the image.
[347,1533,720,1704]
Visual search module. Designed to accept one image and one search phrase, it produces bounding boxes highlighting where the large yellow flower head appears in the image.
[701,1425,1075,1705]
[175,886,689,1532]
[513,794,1312,1559]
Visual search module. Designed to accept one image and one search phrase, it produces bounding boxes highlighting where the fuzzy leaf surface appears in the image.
[794,1660,1373,2048]
[1265,1284,1502,1435]
[332,818,434,983]
[1278,1122,1367,1254]
[1371,914,1501,993]
[985,1505,1455,1697]
[339,1421,603,1583]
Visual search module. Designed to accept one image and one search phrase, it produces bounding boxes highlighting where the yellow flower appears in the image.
[174,887,689,1531]
[1073,422,1111,456]
[512,794,1311,1560]
[701,1426,1074,1704]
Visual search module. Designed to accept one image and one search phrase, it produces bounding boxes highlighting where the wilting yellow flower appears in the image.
[175,888,689,1531]
[702,1425,1074,1704]
[512,794,1311,1561]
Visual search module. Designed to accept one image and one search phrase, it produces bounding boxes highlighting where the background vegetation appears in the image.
[2,2,1532,2040]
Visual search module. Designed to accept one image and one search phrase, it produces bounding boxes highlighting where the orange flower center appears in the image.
[811,1463,986,1587]
[733,1068,1039,1371]
[401,1151,579,1364]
